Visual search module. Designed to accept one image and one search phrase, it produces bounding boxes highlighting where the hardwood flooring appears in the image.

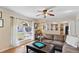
[2,41,61,53]
[2,44,27,53]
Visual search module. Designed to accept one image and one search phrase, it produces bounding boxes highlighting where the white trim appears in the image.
[0,47,13,52]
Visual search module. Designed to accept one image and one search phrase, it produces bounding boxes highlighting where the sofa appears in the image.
[51,35,65,51]
[43,34,65,52]
[43,34,79,53]
[62,43,79,53]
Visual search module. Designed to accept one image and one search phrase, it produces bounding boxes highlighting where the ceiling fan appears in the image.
[36,7,55,18]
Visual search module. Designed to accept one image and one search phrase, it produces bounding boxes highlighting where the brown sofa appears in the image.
[51,41,64,51]
[43,34,65,52]
[43,34,79,53]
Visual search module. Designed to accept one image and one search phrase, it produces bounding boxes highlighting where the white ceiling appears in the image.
[3,6,79,20]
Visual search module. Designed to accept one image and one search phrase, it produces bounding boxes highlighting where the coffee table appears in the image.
[26,41,55,53]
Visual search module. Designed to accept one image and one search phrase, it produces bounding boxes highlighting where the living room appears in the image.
[0,6,79,53]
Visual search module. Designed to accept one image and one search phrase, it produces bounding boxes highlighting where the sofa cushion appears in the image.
[51,41,64,51]
[62,43,79,53]
[54,35,65,42]
[42,39,53,44]
[66,35,79,48]
[52,41,64,47]
[43,34,54,40]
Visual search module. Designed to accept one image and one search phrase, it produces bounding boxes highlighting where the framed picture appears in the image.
[0,11,2,18]
[34,23,38,29]
[0,19,4,27]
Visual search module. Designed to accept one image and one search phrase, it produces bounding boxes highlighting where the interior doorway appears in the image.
[65,26,69,35]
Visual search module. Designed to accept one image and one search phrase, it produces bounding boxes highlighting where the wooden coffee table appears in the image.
[26,41,55,53]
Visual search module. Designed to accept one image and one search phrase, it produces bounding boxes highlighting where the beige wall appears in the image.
[0,7,33,52]
[0,8,12,51]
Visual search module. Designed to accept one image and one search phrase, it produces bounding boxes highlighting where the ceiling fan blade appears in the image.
[47,13,55,16]
[37,10,43,12]
[49,14,55,16]
[45,6,55,10]
[36,14,44,16]
[36,14,41,16]
[48,10,53,12]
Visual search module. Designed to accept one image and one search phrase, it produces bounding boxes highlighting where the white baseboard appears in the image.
[0,47,13,52]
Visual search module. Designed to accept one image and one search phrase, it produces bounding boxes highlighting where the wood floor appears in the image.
[2,40,61,53]
[2,40,33,53]
[2,44,27,53]
[2,44,61,53]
